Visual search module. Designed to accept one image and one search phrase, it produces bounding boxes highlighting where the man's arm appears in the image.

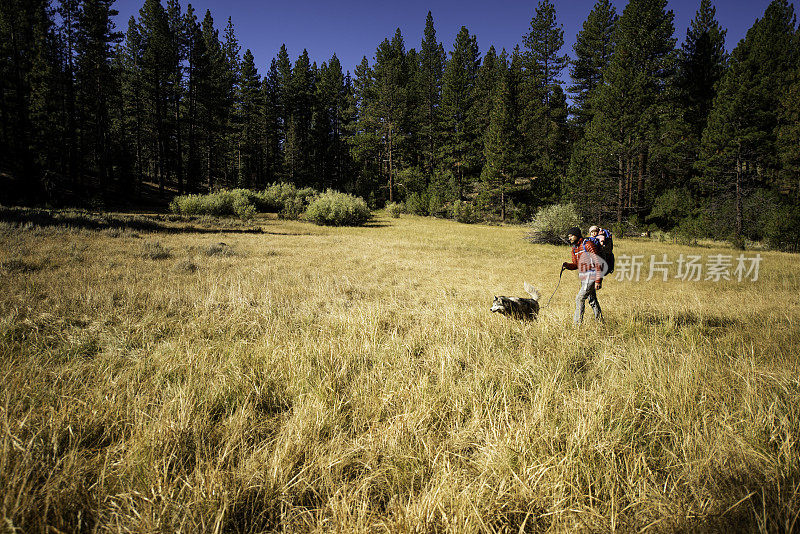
[562,248,578,270]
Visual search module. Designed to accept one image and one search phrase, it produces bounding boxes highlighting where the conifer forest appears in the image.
[2,0,800,248]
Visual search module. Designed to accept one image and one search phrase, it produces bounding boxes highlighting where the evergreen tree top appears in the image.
[682,0,726,53]
[523,0,569,85]
[569,0,617,98]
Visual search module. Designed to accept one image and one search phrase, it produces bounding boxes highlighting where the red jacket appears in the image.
[564,237,603,282]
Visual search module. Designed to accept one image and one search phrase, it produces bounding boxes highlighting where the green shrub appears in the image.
[405,192,429,216]
[674,214,708,245]
[304,191,371,226]
[169,189,257,218]
[169,185,324,220]
[508,200,531,224]
[385,202,402,218]
[255,183,318,219]
[428,192,446,217]
[233,195,256,221]
[730,234,746,250]
[762,203,800,251]
[527,203,583,244]
[647,188,694,230]
[449,200,477,224]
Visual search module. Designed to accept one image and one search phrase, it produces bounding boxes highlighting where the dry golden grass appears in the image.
[1,211,799,532]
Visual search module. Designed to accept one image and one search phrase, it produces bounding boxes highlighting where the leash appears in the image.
[545,266,565,308]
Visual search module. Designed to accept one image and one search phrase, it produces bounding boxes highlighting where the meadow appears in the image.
[1,210,798,532]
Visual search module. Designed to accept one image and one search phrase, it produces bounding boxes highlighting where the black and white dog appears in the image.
[490,282,541,319]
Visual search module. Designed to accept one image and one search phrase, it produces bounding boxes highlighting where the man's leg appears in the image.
[574,280,589,324]
[586,281,603,322]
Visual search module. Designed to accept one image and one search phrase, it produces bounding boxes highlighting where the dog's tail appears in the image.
[523,281,540,301]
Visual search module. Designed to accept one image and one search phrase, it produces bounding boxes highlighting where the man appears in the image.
[562,226,604,324]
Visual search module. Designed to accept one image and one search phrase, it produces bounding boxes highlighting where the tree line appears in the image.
[1,0,799,246]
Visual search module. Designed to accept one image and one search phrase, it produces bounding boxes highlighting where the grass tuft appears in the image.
[140,241,171,260]
[205,242,235,257]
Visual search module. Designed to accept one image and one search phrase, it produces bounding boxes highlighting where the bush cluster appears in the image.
[168,189,260,219]
[256,183,318,218]
[449,200,478,224]
[384,202,402,218]
[304,191,371,226]
[527,203,583,245]
[403,191,446,217]
[169,184,321,221]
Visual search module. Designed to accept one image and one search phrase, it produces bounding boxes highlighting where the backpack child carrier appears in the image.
[587,229,615,275]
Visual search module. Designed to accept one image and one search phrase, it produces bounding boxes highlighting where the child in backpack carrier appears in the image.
[588,225,615,275]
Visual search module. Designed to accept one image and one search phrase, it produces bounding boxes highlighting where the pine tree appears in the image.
[314,54,349,190]
[350,55,381,199]
[28,0,63,195]
[418,11,445,180]
[402,47,423,173]
[138,0,171,194]
[521,0,570,201]
[589,0,678,223]
[474,46,503,142]
[369,29,408,202]
[678,0,727,140]
[182,4,207,192]
[440,26,480,201]
[235,49,261,188]
[199,10,224,190]
[166,0,185,194]
[75,0,122,195]
[261,57,282,184]
[0,0,64,201]
[119,16,145,193]
[220,16,240,187]
[777,62,800,199]
[700,0,797,239]
[285,50,314,186]
[58,0,82,187]
[481,71,514,221]
[274,44,293,181]
[523,0,569,105]
[569,0,617,133]
[310,59,329,189]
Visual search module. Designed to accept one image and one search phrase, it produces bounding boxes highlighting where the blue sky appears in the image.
[111,0,791,77]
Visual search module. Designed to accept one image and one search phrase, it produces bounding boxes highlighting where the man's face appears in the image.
[568,233,579,244]
[589,229,598,238]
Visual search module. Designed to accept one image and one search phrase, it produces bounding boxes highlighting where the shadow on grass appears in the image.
[0,206,273,235]
[363,220,391,228]
[631,309,741,329]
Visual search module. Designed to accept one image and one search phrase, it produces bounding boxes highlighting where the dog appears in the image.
[490,282,541,319]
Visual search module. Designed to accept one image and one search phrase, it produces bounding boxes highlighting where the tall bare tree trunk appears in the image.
[176,99,183,194]
[617,154,624,224]
[500,177,506,222]
[207,141,213,192]
[735,148,743,238]
[637,151,645,213]
[388,124,394,203]
[626,156,633,210]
